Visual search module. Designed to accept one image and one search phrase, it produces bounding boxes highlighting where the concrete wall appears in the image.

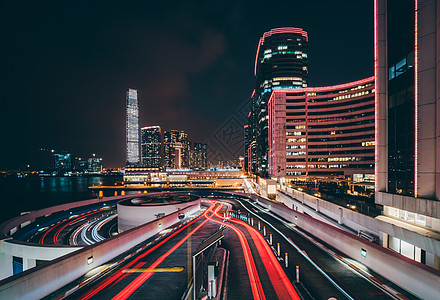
[118,198,201,231]
[251,194,440,300]
[375,0,388,193]
[0,204,200,300]
[278,186,380,238]
[376,191,440,219]
[276,191,356,234]
[0,240,81,280]
[278,186,440,258]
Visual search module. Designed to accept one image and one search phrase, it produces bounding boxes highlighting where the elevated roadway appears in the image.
[2,191,438,299]
[47,197,411,300]
[50,201,300,300]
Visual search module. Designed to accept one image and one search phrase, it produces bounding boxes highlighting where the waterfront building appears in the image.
[141,126,163,169]
[248,27,309,177]
[123,169,243,191]
[78,158,88,171]
[126,88,139,167]
[163,130,190,169]
[87,155,102,173]
[268,77,375,186]
[375,0,440,268]
[190,143,207,170]
[53,153,72,171]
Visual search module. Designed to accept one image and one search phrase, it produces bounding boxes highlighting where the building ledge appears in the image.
[375,215,440,240]
[376,191,440,219]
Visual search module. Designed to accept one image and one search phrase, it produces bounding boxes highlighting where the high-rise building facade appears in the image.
[53,153,72,171]
[126,88,139,167]
[163,130,190,169]
[248,27,308,177]
[376,0,440,268]
[190,143,207,170]
[141,126,163,169]
[268,77,375,183]
[87,156,103,173]
[243,125,251,172]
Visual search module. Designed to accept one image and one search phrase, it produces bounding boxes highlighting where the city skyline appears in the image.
[1,1,373,169]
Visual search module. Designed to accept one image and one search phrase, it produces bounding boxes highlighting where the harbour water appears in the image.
[0,175,122,225]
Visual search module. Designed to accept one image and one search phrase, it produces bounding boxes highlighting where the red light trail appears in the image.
[79,204,217,300]
[111,204,223,300]
[39,209,104,245]
[225,213,299,299]
[76,200,299,300]
[209,210,266,300]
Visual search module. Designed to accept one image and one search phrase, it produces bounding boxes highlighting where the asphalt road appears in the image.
[230,196,418,300]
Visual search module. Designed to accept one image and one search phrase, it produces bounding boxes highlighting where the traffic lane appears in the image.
[65,209,221,299]
[224,219,279,300]
[219,226,254,300]
[45,213,200,300]
[79,213,117,245]
[120,221,222,300]
[64,208,116,245]
[213,200,298,300]
[28,207,114,244]
[229,198,349,300]
[239,199,412,300]
[98,215,118,238]
[210,202,259,300]
[224,215,299,300]
[14,201,119,242]
[280,223,415,300]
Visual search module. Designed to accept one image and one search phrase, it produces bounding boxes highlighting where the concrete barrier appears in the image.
[0,203,201,300]
[0,240,81,280]
[118,196,202,232]
[276,187,440,259]
[249,193,440,300]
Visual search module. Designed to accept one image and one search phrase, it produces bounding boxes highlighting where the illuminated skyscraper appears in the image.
[163,130,190,169]
[141,126,163,169]
[126,88,139,167]
[248,27,308,177]
[267,77,375,181]
[190,143,207,170]
[87,155,103,173]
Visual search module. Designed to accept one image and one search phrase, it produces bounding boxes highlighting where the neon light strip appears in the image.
[254,27,308,76]
[263,27,308,40]
[374,0,379,192]
[414,0,419,197]
[269,76,374,95]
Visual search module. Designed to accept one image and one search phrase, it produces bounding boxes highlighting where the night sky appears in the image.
[1,1,373,169]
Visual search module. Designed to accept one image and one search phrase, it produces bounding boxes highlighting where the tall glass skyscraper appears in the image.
[248,27,308,177]
[126,88,139,167]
